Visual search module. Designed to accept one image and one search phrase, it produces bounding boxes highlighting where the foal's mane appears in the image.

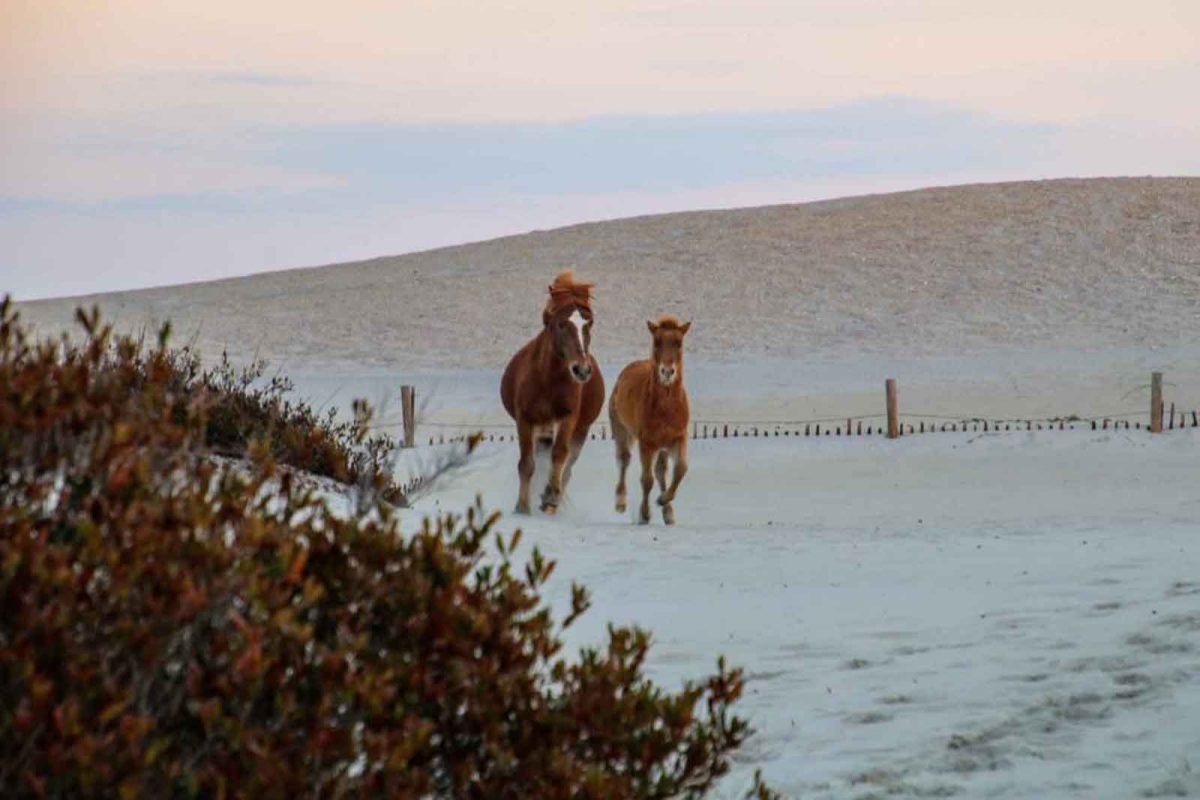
[545,268,595,315]
[653,314,684,330]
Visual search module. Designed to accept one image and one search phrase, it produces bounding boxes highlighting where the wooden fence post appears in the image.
[1150,372,1163,433]
[885,378,899,439]
[401,385,416,448]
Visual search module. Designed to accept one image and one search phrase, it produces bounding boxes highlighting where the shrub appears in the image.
[2,301,406,504]
[0,298,775,798]
[188,348,406,504]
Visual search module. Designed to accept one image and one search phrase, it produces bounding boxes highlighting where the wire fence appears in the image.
[371,372,1196,447]
[373,407,1199,446]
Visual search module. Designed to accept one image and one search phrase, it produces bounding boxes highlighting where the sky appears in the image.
[2,0,1198,299]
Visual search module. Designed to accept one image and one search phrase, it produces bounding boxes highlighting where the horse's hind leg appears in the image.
[637,442,656,524]
[611,416,632,513]
[657,439,688,526]
[515,421,535,514]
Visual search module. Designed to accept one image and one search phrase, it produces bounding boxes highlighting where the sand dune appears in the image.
[16,177,1200,371]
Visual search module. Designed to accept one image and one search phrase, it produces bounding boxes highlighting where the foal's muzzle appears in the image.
[570,363,593,383]
[657,365,677,385]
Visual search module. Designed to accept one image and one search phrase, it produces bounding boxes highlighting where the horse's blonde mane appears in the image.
[551,268,578,289]
[545,268,595,314]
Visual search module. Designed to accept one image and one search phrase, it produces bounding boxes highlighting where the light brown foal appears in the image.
[608,315,691,524]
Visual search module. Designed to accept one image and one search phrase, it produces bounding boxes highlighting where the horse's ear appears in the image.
[680,320,692,336]
[646,320,658,335]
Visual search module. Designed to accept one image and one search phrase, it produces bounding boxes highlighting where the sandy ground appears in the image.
[14,177,1200,373]
[400,431,1200,799]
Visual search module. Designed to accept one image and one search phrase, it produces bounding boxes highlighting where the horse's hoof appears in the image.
[515,502,531,515]
[541,503,558,515]
[615,498,627,513]
[638,509,651,525]
[662,505,676,525]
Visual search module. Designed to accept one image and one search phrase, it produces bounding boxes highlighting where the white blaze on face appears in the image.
[567,310,588,357]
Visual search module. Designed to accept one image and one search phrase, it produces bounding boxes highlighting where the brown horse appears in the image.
[500,269,605,514]
[609,315,691,524]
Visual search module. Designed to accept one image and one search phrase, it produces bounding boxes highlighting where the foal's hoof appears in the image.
[638,508,651,525]
[662,505,676,526]
[540,500,559,515]
[515,500,531,515]
[615,497,627,513]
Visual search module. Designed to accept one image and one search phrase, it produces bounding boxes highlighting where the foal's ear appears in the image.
[680,320,692,336]
[646,320,658,335]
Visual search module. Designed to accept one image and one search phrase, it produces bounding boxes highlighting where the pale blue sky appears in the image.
[3,1,1198,299]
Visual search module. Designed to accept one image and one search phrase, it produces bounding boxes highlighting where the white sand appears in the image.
[403,431,1200,799]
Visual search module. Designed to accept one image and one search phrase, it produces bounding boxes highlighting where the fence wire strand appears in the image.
[372,409,1160,433]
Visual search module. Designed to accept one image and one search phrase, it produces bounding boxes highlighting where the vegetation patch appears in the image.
[0,298,775,798]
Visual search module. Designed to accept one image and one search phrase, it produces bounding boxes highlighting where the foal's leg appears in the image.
[657,439,689,526]
[654,450,668,493]
[612,416,632,513]
[515,420,535,514]
[540,420,573,514]
[637,442,657,524]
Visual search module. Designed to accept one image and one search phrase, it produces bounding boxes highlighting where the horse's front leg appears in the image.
[654,450,668,493]
[638,442,656,524]
[560,426,588,496]
[515,420,535,514]
[612,417,632,513]
[657,439,688,525]
[540,420,573,514]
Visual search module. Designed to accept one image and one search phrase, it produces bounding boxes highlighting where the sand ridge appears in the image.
[16,177,1200,371]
